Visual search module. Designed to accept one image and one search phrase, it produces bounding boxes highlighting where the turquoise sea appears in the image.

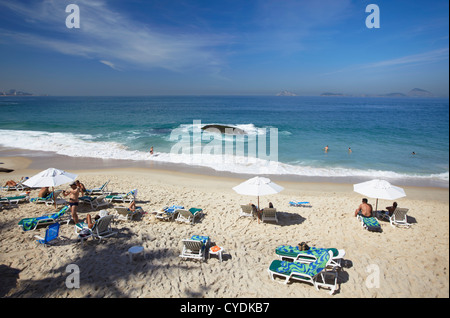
[0,96,448,187]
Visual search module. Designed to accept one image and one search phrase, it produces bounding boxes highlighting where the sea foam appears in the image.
[0,129,447,183]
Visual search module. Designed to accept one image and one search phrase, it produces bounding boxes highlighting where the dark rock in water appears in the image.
[0,168,14,173]
[202,124,247,135]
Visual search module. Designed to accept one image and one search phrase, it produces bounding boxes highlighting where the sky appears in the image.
[0,0,448,96]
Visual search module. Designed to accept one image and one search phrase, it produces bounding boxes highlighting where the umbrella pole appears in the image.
[375,198,378,216]
[257,196,260,224]
[53,187,57,209]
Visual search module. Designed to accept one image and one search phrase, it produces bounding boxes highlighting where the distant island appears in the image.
[276,90,297,96]
[0,89,33,96]
[320,88,435,98]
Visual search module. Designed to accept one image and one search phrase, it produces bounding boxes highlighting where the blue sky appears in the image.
[0,0,448,96]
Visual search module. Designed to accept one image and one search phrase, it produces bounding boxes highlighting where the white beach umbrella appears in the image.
[23,168,77,207]
[353,179,406,211]
[233,176,284,222]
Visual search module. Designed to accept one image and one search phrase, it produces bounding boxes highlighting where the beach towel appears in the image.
[361,216,382,232]
[269,250,330,279]
[18,206,69,231]
[275,246,339,259]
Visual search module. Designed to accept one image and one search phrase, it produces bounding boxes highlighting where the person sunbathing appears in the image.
[38,187,50,198]
[4,180,17,187]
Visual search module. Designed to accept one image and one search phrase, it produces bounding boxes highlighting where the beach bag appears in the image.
[298,242,310,251]
[78,229,91,238]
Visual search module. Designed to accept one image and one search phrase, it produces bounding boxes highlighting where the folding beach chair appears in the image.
[35,222,61,246]
[179,235,210,262]
[261,208,278,223]
[175,208,203,225]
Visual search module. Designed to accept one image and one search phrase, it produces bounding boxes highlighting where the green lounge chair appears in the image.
[175,208,203,225]
[18,205,70,231]
[0,194,29,207]
[85,180,110,195]
[275,245,345,268]
[268,250,338,295]
[106,189,137,203]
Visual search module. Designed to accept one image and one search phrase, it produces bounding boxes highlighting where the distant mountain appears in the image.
[320,92,345,96]
[276,90,297,96]
[407,88,434,97]
[0,89,33,96]
[382,92,407,97]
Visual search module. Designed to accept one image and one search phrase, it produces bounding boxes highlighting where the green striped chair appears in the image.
[275,245,345,268]
[268,250,338,295]
[18,205,70,231]
[357,214,382,232]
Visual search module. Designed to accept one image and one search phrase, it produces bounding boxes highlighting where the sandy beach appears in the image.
[0,156,449,299]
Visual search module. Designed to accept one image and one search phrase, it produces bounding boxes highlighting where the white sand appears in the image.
[1,164,449,298]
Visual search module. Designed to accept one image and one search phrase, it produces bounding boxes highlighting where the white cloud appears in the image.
[0,0,227,73]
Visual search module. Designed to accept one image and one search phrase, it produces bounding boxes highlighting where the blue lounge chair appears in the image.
[289,201,311,207]
[18,205,70,231]
[268,250,337,295]
[155,205,184,221]
[35,222,60,246]
[179,235,210,261]
[275,245,345,268]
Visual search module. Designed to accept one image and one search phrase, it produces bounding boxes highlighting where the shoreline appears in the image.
[0,152,448,204]
[1,147,448,191]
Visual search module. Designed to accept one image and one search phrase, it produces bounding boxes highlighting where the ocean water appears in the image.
[0,96,448,186]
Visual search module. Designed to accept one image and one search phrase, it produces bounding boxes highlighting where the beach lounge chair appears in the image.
[275,245,346,269]
[179,235,210,262]
[239,204,256,218]
[85,180,110,195]
[378,207,411,228]
[155,205,184,221]
[289,201,311,207]
[268,250,338,295]
[79,194,110,209]
[357,214,382,232]
[18,205,70,231]
[30,190,65,206]
[1,180,29,192]
[114,206,141,221]
[106,189,137,203]
[34,222,61,246]
[261,208,278,223]
[175,208,203,225]
[0,194,29,207]
[76,214,117,244]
